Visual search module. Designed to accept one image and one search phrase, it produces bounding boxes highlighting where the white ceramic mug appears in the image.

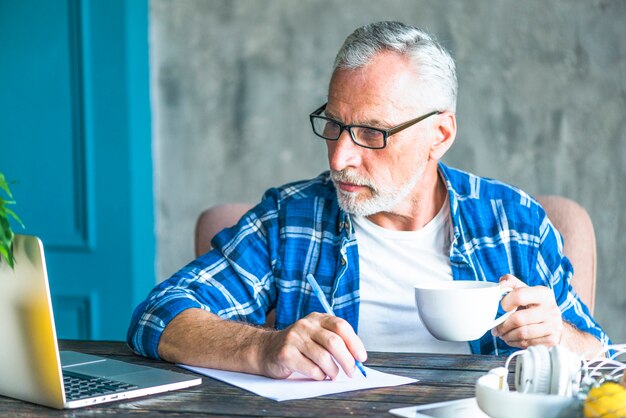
[414,281,516,341]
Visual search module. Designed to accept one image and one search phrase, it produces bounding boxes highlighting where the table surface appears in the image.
[0,340,507,417]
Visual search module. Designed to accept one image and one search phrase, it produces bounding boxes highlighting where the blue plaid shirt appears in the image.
[128,163,609,358]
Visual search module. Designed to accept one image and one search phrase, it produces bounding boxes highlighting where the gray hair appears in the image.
[333,21,457,112]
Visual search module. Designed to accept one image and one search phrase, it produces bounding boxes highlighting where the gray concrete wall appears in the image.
[150,1,626,343]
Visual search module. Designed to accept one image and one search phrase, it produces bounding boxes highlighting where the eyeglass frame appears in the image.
[309,103,442,150]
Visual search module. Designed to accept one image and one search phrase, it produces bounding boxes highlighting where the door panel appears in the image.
[0,0,154,340]
[1,0,92,249]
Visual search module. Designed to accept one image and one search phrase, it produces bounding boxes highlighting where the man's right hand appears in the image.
[258,312,367,380]
[158,309,366,381]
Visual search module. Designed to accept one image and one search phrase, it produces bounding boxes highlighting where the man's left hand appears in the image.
[491,274,564,348]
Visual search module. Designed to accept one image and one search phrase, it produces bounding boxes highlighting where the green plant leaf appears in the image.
[0,214,15,268]
[0,244,13,269]
[4,207,24,227]
[0,172,12,198]
[0,171,21,269]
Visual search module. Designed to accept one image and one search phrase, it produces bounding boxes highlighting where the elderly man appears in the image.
[128,21,609,380]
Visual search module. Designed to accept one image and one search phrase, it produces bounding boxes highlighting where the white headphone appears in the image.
[475,344,626,418]
[511,345,582,396]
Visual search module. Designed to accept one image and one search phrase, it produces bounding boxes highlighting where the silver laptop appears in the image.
[0,234,201,409]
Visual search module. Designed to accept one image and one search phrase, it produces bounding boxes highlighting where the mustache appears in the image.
[330,170,376,190]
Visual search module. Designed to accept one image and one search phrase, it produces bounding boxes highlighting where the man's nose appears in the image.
[328,129,362,171]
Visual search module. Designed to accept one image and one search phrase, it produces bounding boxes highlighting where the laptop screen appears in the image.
[0,235,66,408]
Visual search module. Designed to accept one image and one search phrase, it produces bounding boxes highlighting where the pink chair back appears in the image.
[195,195,596,314]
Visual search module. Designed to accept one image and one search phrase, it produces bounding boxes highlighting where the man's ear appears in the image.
[429,111,456,160]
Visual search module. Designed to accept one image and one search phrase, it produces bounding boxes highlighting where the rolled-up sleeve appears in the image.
[127,196,280,359]
[533,207,611,347]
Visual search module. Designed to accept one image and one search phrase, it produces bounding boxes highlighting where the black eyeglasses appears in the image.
[309,103,442,149]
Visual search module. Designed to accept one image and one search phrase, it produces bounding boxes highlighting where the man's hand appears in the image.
[158,309,367,380]
[492,274,602,356]
[491,274,564,348]
[259,312,367,381]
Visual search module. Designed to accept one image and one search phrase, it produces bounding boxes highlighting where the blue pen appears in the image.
[305,273,367,378]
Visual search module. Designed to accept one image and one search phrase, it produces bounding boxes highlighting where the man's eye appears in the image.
[358,128,383,141]
[323,122,341,137]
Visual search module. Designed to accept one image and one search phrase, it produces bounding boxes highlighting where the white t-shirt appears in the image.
[353,197,471,354]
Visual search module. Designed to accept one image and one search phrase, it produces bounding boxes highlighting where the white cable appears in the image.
[580,344,626,387]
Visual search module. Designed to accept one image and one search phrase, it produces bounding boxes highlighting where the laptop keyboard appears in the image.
[63,370,139,401]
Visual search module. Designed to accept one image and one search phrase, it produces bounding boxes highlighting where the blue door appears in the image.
[0,0,154,340]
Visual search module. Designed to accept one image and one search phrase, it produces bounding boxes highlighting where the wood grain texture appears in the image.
[0,340,509,417]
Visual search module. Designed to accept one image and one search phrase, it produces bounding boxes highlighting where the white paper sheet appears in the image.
[179,364,417,401]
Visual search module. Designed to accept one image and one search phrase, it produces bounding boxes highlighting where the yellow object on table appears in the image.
[584,382,626,418]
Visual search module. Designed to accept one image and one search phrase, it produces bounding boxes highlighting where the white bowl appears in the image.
[475,374,582,418]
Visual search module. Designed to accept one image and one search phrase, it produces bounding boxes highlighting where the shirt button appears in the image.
[341,258,346,265]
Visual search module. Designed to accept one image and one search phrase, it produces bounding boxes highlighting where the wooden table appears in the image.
[0,340,507,417]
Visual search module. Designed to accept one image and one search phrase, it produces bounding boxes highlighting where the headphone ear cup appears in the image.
[515,346,552,394]
[550,346,582,396]
[549,346,570,396]
[515,350,531,392]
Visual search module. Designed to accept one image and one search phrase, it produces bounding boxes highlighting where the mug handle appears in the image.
[490,286,517,329]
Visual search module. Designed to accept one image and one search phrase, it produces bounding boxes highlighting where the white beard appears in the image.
[331,161,426,217]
